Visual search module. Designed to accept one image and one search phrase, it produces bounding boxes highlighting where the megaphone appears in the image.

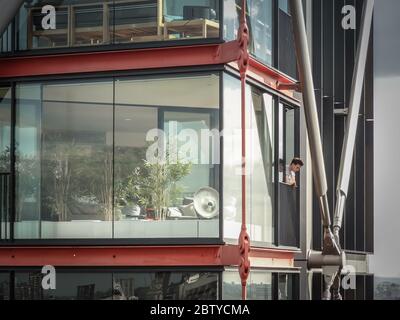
[193,187,219,219]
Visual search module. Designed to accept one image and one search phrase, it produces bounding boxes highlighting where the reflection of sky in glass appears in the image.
[372,0,400,299]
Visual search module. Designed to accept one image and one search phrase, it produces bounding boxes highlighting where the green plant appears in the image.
[125,153,192,220]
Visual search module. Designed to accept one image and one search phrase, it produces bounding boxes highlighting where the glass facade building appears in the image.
[0,0,374,300]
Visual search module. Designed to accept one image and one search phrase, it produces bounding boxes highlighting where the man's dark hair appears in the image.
[291,158,304,166]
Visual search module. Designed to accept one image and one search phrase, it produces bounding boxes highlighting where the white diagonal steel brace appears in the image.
[333,0,375,237]
[330,0,374,301]
[0,0,25,36]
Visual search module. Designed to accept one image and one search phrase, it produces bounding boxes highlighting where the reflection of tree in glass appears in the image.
[42,132,114,221]
[0,146,10,172]
[43,136,76,221]
[15,147,40,221]
[66,143,114,221]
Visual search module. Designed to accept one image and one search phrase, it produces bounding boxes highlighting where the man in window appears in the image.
[286,158,304,187]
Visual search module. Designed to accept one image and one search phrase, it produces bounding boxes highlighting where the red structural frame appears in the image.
[0,42,295,89]
[0,245,296,267]
[237,1,251,300]
[0,20,299,299]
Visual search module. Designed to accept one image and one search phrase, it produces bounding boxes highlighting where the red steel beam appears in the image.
[248,56,295,85]
[0,245,296,267]
[0,42,296,91]
[0,42,240,79]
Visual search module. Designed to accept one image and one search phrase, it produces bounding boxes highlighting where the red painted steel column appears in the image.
[237,0,250,301]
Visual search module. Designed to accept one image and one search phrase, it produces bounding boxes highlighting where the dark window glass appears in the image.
[375,276,400,300]
[278,104,296,183]
[0,273,10,300]
[278,104,299,247]
[0,86,11,173]
[114,272,218,300]
[1,86,12,241]
[0,24,12,53]
[285,108,295,162]
[278,4,297,78]
[13,270,218,300]
[0,171,10,240]
[278,273,298,300]
[14,272,112,300]
[73,4,105,46]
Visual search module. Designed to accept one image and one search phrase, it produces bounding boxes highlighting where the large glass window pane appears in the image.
[15,84,41,239]
[114,73,220,239]
[223,74,242,241]
[223,0,239,41]
[15,80,114,239]
[14,0,221,51]
[223,74,274,245]
[41,80,113,239]
[223,0,273,66]
[248,0,273,65]
[14,74,220,240]
[247,87,274,244]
